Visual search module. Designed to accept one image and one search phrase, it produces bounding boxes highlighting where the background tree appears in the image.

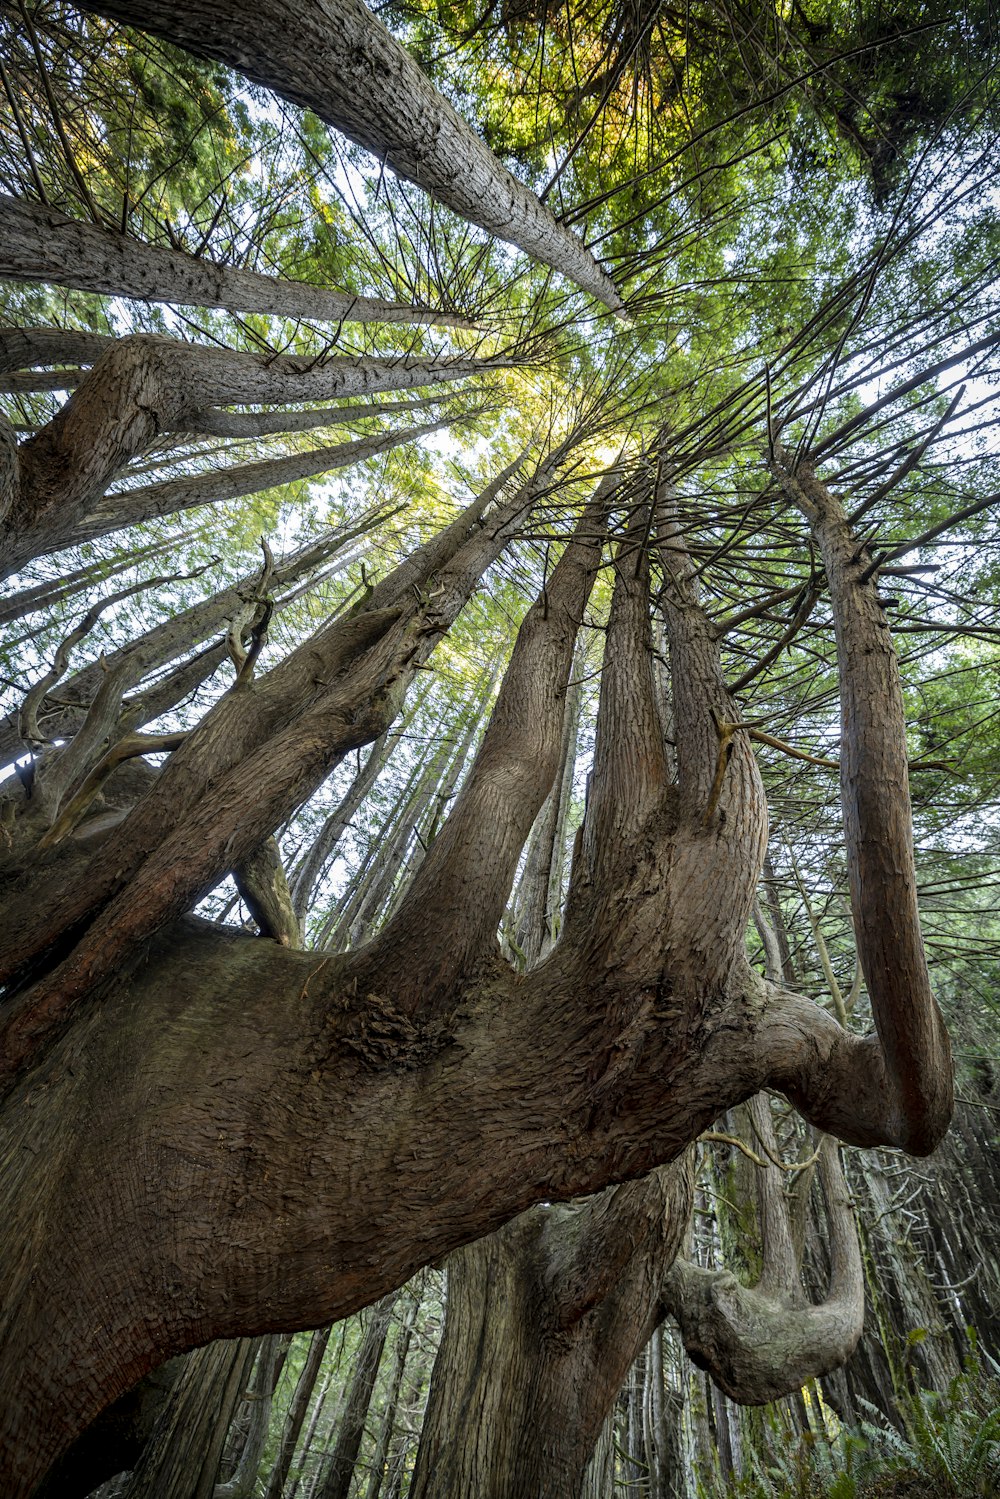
[1,0,1000,1494]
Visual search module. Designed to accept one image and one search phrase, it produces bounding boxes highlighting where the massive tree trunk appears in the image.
[408,1163,694,1499]
[75,0,623,311]
[0,446,954,1494]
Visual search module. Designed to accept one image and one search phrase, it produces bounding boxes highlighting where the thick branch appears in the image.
[663,1135,863,1403]
[0,456,554,1073]
[75,0,623,309]
[7,334,497,575]
[363,474,614,1002]
[769,450,952,1154]
[0,197,477,328]
[0,324,113,373]
[576,522,669,896]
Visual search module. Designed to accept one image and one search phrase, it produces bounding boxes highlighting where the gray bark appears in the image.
[4,331,503,576]
[0,196,476,328]
[75,0,623,309]
[77,421,442,544]
[0,523,362,762]
[288,729,402,923]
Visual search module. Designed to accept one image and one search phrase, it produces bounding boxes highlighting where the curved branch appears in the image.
[75,0,623,310]
[769,450,953,1155]
[663,1134,863,1404]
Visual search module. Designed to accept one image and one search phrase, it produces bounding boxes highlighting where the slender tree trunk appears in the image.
[263,1328,334,1499]
[313,1295,396,1499]
[118,1339,259,1499]
[363,1296,418,1499]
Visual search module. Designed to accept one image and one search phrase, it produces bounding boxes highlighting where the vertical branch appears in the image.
[654,474,769,976]
[0,409,17,524]
[770,447,952,1154]
[575,511,670,899]
[363,475,616,1003]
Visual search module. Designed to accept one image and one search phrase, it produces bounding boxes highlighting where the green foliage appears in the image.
[719,1354,1000,1499]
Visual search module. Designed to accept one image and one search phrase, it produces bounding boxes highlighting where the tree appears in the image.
[2,0,997,1492]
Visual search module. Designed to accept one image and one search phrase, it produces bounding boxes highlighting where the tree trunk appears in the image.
[263,1328,334,1499]
[75,0,623,309]
[0,197,476,328]
[0,446,956,1495]
[117,1339,259,1499]
[408,1160,693,1499]
[313,1295,395,1499]
[363,1296,418,1499]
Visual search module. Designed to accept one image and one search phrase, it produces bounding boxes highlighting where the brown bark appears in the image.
[263,1327,334,1499]
[663,1118,864,1404]
[408,1160,694,1499]
[117,1338,259,1499]
[765,449,953,1153]
[357,469,618,1005]
[313,1294,395,1499]
[0,446,955,1495]
[0,453,551,1076]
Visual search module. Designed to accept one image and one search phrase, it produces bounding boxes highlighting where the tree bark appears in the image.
[0,198,477,328]
[2,331,502,575]
[0,446,956,1495]
[263,1327,334,1499]
[409,1160,694,1499]
[313,1295,395,1499]
[75,0,623,310]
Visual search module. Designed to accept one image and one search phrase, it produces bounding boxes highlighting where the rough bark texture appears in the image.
[664,1133,864,1404]
[0,447,954,1494]
[0,196,476,327]
[75,0,623,310]
[409,1161,694,1499]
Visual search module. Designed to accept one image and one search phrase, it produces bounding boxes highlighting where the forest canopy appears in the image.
[1,0,1000,1495]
